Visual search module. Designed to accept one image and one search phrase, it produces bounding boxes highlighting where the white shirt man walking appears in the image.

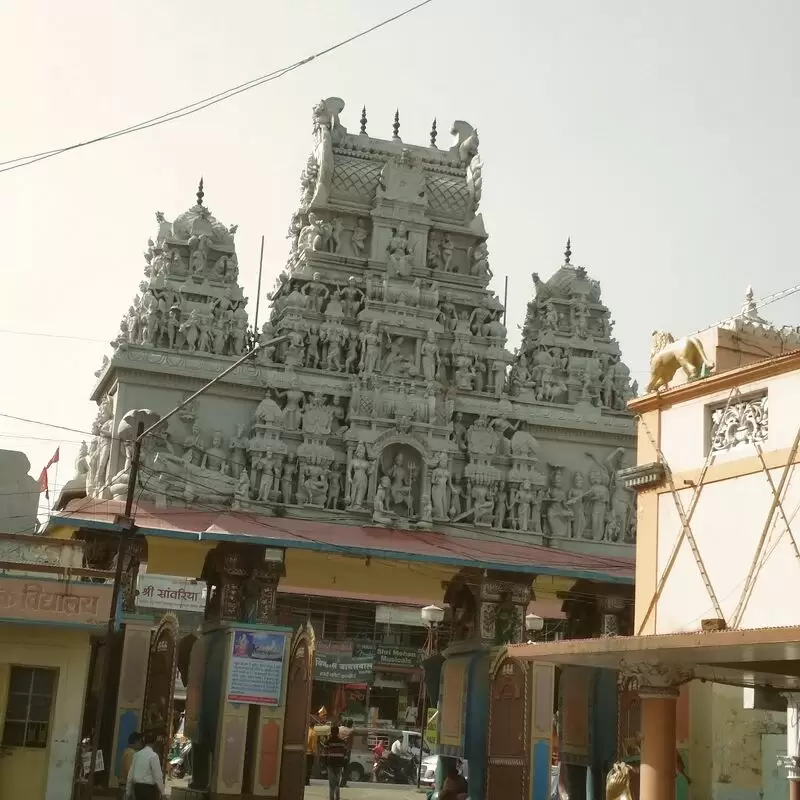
[125,732,165,800]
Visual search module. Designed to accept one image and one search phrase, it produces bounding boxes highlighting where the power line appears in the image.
[0,0,436,175]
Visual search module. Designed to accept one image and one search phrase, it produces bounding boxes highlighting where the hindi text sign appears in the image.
[227,630,287,706]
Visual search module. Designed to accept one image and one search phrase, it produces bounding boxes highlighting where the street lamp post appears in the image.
[525,612,545,644]
[416,604,444,787]
[85,335,287,798]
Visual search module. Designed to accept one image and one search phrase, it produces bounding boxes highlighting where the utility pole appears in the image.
[86,335,287,798]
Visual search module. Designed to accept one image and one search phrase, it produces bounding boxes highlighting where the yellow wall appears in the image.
[0,626,92,800]
[144,537,457,604]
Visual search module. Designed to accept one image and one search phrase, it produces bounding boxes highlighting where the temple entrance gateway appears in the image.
[141,613,179,767]
[487,656,529,799]
[278,627,313,800]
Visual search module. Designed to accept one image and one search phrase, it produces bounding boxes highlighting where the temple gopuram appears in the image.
[49,98,637,800]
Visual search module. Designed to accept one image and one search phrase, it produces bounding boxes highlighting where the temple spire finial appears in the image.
[430,118,438,148]
[392,109,401,141]
[564,237,571,265]
[360,106,368,136]
[196,177,205,207]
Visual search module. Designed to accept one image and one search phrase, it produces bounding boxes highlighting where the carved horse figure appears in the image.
[647,330,714,392]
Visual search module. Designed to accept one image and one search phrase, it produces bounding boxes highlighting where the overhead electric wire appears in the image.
[0,0,436,175]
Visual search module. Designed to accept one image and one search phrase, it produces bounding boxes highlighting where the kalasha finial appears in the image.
[196,177,205,207]
[360,106,368,135]
[430,118,438,148]
[564,237,572,265]
[392,109,401,141]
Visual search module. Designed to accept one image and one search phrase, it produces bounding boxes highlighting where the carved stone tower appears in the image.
[85,97,637,558]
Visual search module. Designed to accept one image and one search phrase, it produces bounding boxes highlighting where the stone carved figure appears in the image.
[342,276,364,318]
[430,453,450,519]
[386,224,414,278]
[421,330,440,382]
[647,330,715,392]
[348,443,373,509]
[351,220,368,257]
[359,321,381,375]
[566,472,589,539]
[201,431,229,474]
[545,468,572,538]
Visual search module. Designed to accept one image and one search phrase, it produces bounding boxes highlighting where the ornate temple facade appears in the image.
[49,98,641,800]
[78,97,636,553]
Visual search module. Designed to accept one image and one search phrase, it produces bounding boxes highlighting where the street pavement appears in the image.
[305,779,424,800]
[165,777,424,799]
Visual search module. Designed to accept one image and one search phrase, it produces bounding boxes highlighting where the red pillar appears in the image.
[639,693,677,800]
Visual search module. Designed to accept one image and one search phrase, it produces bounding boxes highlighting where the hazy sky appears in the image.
[2,0,799,525]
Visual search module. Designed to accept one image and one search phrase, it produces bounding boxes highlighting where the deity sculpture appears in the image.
[441,234,455,272]
[303,465,328,506]
[305,325,321,368]
[545,468,572,537]
[302,272,330,313]
[387,452,416,516]
[276,388,305,431]
[347,442,372,509]
[258,451,277,501]
[359,321,381,375]
[326,466,343,509]
[229,424,248,479]
[373,476,392,521]
[493,482,508,529]
[341,276,364,318]
[421,330,440,382]
[386,224,413,278]
[587,470,610,540]
[437,294,458,332]
[182,424,204,466]
[284,330,306,367]
[566,472,588,539]
[351,220,368,257]
[201,431,229,474]
[345,329,360,373]
[280,456,297,505]
[515,480,535,532]
[427,232,441,269]
[430,453,450,519]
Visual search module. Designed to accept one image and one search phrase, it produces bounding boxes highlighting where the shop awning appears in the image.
[48,499,633,584]
[509,625,800,690]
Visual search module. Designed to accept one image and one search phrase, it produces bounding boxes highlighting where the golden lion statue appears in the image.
[647,330,714,392]
[605,761,634,800]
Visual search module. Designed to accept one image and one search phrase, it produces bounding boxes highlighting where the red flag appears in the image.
[39,449,59,499]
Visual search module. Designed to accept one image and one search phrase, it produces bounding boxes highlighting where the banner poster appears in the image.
[227,630,287,705]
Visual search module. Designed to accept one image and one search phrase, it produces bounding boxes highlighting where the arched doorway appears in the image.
[486,655,528,799]
[142,613,179,767]
[278,625,314,800]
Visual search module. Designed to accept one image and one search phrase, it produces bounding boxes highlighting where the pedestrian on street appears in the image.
[323,724,347,800]
[306,720,318,786]
[126,731,165,800]
[120,732,142,798]
[339,718,353,787]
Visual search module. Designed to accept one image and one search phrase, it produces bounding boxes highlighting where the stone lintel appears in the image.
[618,658,693,698]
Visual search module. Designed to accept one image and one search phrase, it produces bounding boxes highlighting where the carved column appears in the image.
[443,569,532,647]
[780,692,800,800]
[108,615,153,787]
[600,596,627,637]
[620,661,692,800]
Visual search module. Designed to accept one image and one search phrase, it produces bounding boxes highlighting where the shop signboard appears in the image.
[375,644,422,668]
[315,640,374,684]
[137,574,206,612]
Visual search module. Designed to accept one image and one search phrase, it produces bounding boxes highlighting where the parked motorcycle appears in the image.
[168,740,193,779]
[375,754,417,785]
